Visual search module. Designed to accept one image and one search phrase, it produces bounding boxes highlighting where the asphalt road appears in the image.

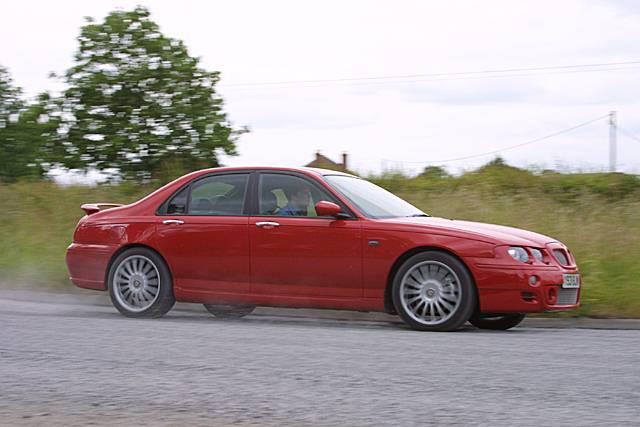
[1,291,639,427]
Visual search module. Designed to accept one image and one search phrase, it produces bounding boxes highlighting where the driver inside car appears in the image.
[279,185,312,216]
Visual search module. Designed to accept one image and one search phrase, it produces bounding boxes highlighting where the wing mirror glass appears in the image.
[315,201,349,219]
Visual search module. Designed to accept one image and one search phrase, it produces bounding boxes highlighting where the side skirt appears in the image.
[175,288,385,312]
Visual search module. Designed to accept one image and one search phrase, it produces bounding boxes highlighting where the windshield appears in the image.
[324,175,427,219]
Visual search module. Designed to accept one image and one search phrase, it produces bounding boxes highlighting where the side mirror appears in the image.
[315,201,347,218]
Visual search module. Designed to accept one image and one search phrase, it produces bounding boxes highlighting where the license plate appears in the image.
[562,274,580,288]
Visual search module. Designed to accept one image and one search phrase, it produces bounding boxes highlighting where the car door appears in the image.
[154,172,251,296]
[249,172,362,298]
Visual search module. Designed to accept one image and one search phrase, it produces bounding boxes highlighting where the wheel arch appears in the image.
[104,243,173,287]
[383,246,477,314]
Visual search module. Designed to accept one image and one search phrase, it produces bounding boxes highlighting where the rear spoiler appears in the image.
[81,203,124,216]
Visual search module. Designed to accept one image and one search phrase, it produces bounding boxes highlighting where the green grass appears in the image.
[0,181,149,289]
[1,163,639,317]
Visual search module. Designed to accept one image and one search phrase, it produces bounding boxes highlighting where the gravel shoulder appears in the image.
[0,288,639,426]
[1,286,639,330]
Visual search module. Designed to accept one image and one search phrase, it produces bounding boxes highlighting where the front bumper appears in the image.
[470,260,580,313]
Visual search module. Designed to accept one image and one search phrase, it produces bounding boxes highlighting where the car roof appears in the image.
[189,166,358,178]
[300,167,357,177]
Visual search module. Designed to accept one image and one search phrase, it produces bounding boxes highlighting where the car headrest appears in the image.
[261,190,278,214]
[193,198,213,212]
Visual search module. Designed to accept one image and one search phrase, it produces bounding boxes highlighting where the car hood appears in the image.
[380,216,558,247]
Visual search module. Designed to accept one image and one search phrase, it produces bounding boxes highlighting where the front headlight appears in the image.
[530,248,543,262]
[507,246,529,263]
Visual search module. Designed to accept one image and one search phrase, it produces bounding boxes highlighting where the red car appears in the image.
[66,167,580,331]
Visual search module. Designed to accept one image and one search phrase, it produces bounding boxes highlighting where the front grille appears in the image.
[553,249,569,265]
[556,288,579,305]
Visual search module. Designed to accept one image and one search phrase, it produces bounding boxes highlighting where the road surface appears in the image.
[0,291,639,426]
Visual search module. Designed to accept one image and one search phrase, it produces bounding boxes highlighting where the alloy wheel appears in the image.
[399,260,462,325]
[113,255,161,313]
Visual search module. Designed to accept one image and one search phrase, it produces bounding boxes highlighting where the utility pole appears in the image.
[609,111,617,172]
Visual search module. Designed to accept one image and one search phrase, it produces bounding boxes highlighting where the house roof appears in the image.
[304,152,349,172]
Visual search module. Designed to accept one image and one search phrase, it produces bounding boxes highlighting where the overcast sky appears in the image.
[2,0,640,175]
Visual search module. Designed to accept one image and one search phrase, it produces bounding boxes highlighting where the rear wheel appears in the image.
[469,313,526,330]
[204,304,255,319]
[392,251,476,332]
[108,247,175,318]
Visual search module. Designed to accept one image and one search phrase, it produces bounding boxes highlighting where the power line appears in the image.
[618,125,640,144]
[220,65,640,93]
[382,114,609,166]
[220,60,640,89]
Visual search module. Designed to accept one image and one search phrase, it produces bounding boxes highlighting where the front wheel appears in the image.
[469,313,526,330]
[392,251,476,332]
[108,247,175,318]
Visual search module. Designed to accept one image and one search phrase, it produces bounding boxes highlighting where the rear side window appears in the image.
[188,174,249,215]
[167,187,189,214]
[164,173,249,216]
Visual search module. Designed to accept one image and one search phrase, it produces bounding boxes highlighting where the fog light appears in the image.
[547,287,557,304]
[529,275,539,286]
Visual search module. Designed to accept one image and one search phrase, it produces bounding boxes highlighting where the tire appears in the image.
[392,251,476,332]
[204,304,256,319]
[107,247,175,318]
[469,313,526,330]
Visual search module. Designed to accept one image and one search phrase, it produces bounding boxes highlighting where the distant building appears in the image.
[305,151,350,173]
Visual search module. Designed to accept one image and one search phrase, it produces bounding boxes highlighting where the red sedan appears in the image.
[66,167,580,331]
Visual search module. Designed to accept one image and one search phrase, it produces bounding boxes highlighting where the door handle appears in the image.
[256,221,280,228]
[162,219,184,225]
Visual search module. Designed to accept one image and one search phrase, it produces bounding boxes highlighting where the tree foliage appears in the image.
[420,166,450,180]
[1,7,243,183]
[58,6,243,181]
[0,67,54,182]
[0,66,22,126]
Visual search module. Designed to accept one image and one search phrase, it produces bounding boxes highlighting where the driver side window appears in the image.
[258,173,338,217]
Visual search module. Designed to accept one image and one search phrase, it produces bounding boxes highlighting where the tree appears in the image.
[420,166,450,180]
[0,66,22,127]
[60,7,244,181]
[0,66,52,182]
